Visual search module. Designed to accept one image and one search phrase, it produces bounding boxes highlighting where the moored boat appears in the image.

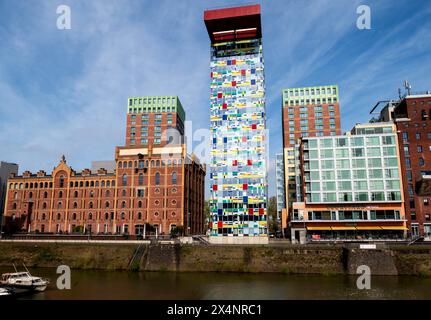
[1,265,50,292]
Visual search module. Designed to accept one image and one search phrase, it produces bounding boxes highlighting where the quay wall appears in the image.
[0,242,430,276]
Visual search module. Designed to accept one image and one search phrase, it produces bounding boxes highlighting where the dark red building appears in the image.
[392,92,431,239]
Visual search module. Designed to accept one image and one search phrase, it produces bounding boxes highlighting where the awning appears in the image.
[380,226,407,230]
[307,226,332,231]
[331,226,356,231]
[356,226,382,230]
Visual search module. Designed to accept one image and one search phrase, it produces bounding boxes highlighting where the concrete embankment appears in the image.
[0,242,430,276]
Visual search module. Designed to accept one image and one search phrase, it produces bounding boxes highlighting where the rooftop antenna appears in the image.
[404,80,412,96]
[398,88,402,99]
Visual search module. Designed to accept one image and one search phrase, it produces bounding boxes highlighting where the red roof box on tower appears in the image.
[204,4,262,43]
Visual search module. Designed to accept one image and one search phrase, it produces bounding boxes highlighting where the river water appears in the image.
[2,268,430,300]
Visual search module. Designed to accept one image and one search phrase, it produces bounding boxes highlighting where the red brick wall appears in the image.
[395,96,431,235]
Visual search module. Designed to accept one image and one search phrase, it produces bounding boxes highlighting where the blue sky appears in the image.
[0,0,430,198]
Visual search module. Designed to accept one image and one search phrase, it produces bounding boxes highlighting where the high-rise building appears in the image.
[282,85,341,147]
[126,96,185,148]
[290,122,406,244]
[390,92,431,238]
[3,97,205,236]
[204,4,268,244]
[370,89,431,240]
[275,153,285,220]
[281,85,342,233]
[0,161,18,236]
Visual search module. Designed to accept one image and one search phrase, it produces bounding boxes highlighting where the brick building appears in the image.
[391,92,431,238]
[281,85,342,233]
[2,96,206,236]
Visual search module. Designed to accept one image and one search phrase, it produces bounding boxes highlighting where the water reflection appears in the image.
[1,268,429,300]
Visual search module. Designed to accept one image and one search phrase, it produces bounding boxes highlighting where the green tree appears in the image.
[267,196,278,234]
[170,225,184,237]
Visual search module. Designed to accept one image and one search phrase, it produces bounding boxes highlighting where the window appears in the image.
[172,172,177,185]
[402,132,409,142]
[122,174,127,186]
[59,176,64,188]
[419,158,425,167]
[368,158,382,168]
[416,133,421,140]
[351,137,364,146]
[320,139,333,148]
[155,172,161,185]
[138,174,144,186]
[352,148,365,157]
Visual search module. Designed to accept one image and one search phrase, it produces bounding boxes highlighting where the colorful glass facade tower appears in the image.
[204,4,268,244]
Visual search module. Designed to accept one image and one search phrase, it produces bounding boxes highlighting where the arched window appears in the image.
[139,160,144,169]
[57,202,62,209]
[107,180,111,187]
[95,181,99,187]
[101,181,105,187]
[122,174,127,186]
[90,190,94,198]
[138,200,143,208]
[28,192,33,199]
[73,202,78,209]
[112,180,116,187]
[105,201,110,208]
[14,192,18,200]
[85,181,89,187]
[105,212,109,220]
[59,176,64,188]
[42,202,47,209]
[57,213,61,220]
[172,172,177,185]
[156,160,160,167]
[122,201,126,208]
[12,203,17,210]
[155,172,160,185]
[128,161,133,168]
[74,191,78,198]
[118,161,123,169]
[151,160,155,167]
[89,213,93,220]
[72,213,76,220]
[138,212,142,220]
[89,202,93,209]
[121,212,125,220]
[138,174,144,186]
[122,189,126,197]
[30,183,33,188]
[42,213,46,220]
[44,191,48,199]
[59,191,63,198]
[106,190,110,197]
[90,181,94,187]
